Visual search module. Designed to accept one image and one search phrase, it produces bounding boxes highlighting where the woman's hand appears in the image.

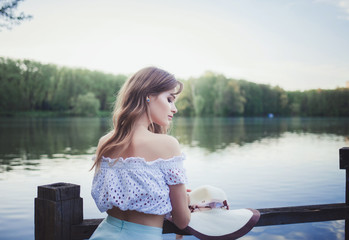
[187,189,191,206]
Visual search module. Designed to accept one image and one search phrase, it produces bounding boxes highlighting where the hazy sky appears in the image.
[1,0,349,90]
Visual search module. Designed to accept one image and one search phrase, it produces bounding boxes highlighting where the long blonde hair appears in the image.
[91,67,183,170]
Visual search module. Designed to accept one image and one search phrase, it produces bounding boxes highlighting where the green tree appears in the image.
[239,80,263,116]
[214,76,245,116]
[191,72,217,116]
[18,60,54,110]
[0,0,32,30]
[222,79,245,116]
[1,57,349,117]
[287,91,303,115]
[0,57,22,111]
[72,92,100,116]
[90,71,126,111]
[175,79,195,116]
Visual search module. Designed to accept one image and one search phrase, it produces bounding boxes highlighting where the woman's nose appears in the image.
[171,104,178,114]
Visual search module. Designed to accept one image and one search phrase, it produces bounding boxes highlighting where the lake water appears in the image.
[0,117,348,240]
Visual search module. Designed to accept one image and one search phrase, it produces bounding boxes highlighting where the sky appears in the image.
[1,0,349,91]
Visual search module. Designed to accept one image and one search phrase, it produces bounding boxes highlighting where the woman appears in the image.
[90,67,191,240]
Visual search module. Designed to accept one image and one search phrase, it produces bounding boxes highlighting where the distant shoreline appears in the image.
[0,111,111,118]
[2,111,349,119]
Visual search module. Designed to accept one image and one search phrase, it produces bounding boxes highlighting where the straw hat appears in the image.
[184,185,260,240]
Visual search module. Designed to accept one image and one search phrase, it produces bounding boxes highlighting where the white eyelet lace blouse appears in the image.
[91,153,187,215]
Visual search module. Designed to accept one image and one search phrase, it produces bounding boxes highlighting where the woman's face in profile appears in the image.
[148,88,178,127]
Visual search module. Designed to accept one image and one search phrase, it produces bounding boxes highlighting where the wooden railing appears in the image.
[35,147,349,240]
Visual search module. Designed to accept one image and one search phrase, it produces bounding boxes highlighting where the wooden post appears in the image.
[339,147,349,240]
[340,148,349,204]
[35,182,83,240]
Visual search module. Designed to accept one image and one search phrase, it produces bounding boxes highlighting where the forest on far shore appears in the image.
[1,57,348,117]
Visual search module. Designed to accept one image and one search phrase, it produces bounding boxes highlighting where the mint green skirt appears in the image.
[90,215,163,240]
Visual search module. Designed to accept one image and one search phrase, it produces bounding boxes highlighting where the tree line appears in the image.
[176,73,349,117]
[0,57,126,116]
[1,57,348,117]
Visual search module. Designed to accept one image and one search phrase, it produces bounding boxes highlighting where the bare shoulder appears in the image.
[97,131,114,148]
[156,134,181,154]
[135,133,181,161]
[152,134,181,159]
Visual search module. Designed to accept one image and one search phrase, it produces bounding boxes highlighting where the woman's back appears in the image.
[98,127,181,162]
[93,129,186,228]
[126,129,181,161]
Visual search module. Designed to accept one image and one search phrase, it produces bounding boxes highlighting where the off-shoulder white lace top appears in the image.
[91,154,187,215]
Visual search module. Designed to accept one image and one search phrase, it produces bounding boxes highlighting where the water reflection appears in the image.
[241,220,344,240]
[0,117,111,172]
[172,117,349,151]
[0,117,348,239]
[0,117,348,172]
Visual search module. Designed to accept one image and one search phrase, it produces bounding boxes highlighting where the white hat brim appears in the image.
[185,208,260,240]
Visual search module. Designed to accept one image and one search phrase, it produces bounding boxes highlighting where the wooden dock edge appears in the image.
[35,147,349,240]
[68,203,349,239]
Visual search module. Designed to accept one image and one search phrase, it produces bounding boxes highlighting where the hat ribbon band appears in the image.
[189,200,229,212]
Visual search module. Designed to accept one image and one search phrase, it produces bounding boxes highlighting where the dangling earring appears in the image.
[146,97,150,103]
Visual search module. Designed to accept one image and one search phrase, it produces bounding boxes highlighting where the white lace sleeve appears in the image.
[161,154,188,185]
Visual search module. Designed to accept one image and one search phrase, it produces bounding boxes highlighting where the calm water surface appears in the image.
[0,117,348,240]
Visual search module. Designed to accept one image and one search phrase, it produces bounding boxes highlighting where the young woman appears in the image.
[90,67,191,240]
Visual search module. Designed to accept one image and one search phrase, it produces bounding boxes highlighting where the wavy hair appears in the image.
[91,67,183,170]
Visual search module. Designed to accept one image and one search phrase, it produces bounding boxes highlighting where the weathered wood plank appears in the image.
[256,203,349,226]
[35,183,83,240]
[340,147,349,170]
[163,219,191,235]
[340,147,349,206]
[71,219,102,240]
[70,203,349,239]
[35,198,59,239]
[37,182,81,201]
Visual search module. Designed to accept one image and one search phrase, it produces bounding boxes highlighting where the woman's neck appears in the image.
[133,113,151,132]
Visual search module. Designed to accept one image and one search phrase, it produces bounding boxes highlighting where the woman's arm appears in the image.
[150,134,191,229]
[169,184,191,229]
